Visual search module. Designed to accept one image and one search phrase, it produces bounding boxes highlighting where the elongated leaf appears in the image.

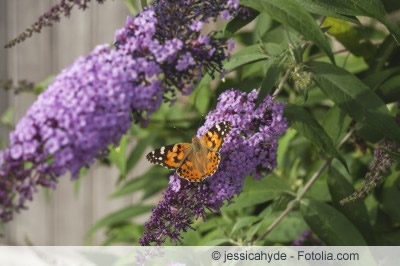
[103,223,144,245]
[125,133,156,175]
[293,0,360,24]
[256,57,284,107]
[328,167,375,244]
[311,61,400,143]
[196,46,268,90]
[322,106,352,146]
[301,199,367,245]
[376,75,400,104]
[256,211,308,243]
[34,76,54,95]
[277,128,297,169]
[222,175,291,211]
[322,18,375,61]
[224,10,259,38]
[87,205,154,239]
[292,0,358,16]
[386,150,400,163]
[123,0,138,14]
[292,0,400,43]
[284,104,348,171]
[1,107,14,127]
[111,167,169,198]
[241,0,334,63]
[363,67,400,90]
[141,0,147,9]
[231,216,261,234]
[254,13,273,39]
[108,135,128,176]
[224,51,268,73]
[378,172,400,223]
[346,0,400,43]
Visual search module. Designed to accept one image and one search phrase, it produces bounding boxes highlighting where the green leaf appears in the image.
[194,81,210,115]
[311,61,400,143]
[1,107,14,127]
[322,106,352,146]
[111,167,169,198]
[378,171,400,224]
[363,67,400,91]
[181,230,201,246]
[87,205,153,239]
[328,167,375,244]
[256,57,284,107]
[340,0,400,44]
[125,133,156,175]
[367,35,398,73]
[108,135,128,177]
[241,0,334,63]
[224,48,269,73]
[256,211,308,243]
[254,13,273,40]
[284,104,348,171]
[300,199,367,245]
[224,10,259,38]
[141,0,147,9]
[231,216,261,234]
[123,0,138,14]
[199,238,231,246]
[375,75,400,104]
[222,175,291,211]
[386,150,400,163]
[277,128,297,169]
[34,76,54,95]
[195,45,268,90]
[293,0,360,24]
[103,223,144,245]
[322,17,376,61]
[292,0,400,43]
[315,54,369,74]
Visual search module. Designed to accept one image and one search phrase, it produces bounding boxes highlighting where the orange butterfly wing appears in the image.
[147,121,231,182]
[146,143,192,170]
[200,121,231,152]
[175,151,220,182]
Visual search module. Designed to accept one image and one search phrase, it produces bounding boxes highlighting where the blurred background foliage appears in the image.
[1,0,400,246]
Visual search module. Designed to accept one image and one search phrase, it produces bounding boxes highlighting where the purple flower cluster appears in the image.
[140,89,288,245]
[0,0,239,222]
[5,0,107,48]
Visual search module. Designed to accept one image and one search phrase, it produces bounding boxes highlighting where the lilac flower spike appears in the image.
[140,89,288,245]
[0,0,239,222]
[5,0,108,48]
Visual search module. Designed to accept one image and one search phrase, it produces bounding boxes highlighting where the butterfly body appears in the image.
[146,121,231,182]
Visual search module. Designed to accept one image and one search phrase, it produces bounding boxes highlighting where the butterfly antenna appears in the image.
[173,126,192,138]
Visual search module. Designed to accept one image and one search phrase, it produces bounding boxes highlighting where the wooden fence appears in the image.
[0,0,149,245]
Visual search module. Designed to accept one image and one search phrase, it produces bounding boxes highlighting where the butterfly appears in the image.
[146,121,232,182]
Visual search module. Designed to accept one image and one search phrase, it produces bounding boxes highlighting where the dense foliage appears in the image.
[1,0,400,246]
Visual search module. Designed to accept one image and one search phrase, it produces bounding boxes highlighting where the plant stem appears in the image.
[272,69,291,98]
[252,128,355,244]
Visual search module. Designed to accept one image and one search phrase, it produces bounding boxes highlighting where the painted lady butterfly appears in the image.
[146,121,232,182]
